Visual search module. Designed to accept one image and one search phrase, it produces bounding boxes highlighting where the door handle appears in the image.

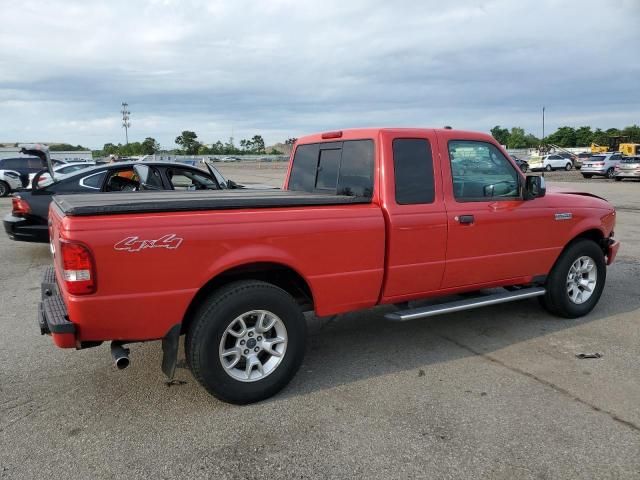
[457,214,475,225]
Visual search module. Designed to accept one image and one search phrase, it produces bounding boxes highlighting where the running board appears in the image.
[384,287,546,322]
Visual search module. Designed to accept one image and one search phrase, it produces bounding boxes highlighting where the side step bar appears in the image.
[384,287,546,322]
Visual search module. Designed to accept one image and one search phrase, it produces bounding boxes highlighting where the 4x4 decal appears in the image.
[114,234,183,252]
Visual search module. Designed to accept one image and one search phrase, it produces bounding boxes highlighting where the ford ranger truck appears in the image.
[39,129,620,404]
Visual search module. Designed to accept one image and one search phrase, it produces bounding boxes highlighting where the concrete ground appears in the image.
[0,166,638,479]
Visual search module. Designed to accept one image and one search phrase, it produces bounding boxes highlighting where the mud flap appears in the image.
[161,324,181,381]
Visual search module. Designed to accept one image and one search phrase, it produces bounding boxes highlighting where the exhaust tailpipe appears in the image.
[110,342,130,370]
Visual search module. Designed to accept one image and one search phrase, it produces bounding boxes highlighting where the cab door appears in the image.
[439,135,556,288]
[380,130,448,302]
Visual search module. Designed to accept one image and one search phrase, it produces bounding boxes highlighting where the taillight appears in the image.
[12,196,31,216]
[60,241,96,294]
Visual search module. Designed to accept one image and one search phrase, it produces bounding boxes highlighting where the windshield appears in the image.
[621,157,640,164]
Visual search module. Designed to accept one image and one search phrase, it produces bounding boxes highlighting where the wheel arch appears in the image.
[547,228,608,277]
[181,262,314,335]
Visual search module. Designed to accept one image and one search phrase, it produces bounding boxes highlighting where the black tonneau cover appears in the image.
[53,190,371,216]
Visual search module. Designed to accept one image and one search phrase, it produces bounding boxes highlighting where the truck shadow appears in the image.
[276,260,640,401]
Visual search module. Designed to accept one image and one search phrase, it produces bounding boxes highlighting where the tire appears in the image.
[186,280,307,404]
[565,163,573,171]
[520,165,528,173]
[545,164,552,172]
[582,174,593,179]
[0,181,9,197]
[539,239,606,318]
[606,167,615,179]
[614,177,623,182]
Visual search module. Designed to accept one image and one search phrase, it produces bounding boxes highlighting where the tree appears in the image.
[102,143,118,155]
[175,131,201,155]
[490,126,510,146]
[508,127,528,148]
[546,126,576,147]
[141,137,160,155]
[250,135,266,154]
[621,125,640,143]
[574,126,593,147]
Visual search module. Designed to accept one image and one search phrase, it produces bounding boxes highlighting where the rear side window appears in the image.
[393,139,435,204]
[80,171,106,190]
[289,140,374,197]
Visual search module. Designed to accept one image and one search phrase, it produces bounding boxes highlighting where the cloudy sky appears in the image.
[1,0,639,149]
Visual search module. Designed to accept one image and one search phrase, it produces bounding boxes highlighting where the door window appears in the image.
[392,138,435,204]
[166,167,218,190]
[448,141,519,201]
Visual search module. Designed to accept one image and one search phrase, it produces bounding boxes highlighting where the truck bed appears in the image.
[53,190,371,216]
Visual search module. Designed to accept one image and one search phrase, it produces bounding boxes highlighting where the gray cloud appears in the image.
[0,0,638,148]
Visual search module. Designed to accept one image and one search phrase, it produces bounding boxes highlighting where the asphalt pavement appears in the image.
[0,167,638,479]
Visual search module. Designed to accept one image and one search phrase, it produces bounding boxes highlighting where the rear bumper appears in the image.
[39,266,76,348]
[4,214,49,243]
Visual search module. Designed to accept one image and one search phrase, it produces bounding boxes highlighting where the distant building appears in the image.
[0,147,93,161]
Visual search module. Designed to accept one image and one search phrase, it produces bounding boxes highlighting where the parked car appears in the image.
[0,170,23,197]
[581,153,623,179]
[614,156,640,181]
[511,155,529,173]
[0,156,48,193]
[32,161,96,187]
[38,128,618,404]
[4,153,245,243]
[531,154,574,172]
[219,156,242,162]
[574,152,592,170]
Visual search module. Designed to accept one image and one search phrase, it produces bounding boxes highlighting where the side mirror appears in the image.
[524,175,546,200]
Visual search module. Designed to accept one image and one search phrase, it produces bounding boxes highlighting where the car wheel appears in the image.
[565,163,573,171]
[521,165,528,173]
[582,174,593,179]
[186,280,307,404]
[614,177,623,182]
[545,164,552,172]
[539,239,606,318]
[606,167,615,179]
[0,181,9,197]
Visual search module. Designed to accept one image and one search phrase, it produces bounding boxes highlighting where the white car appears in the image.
[0,170,23,197]
[581,153,623,179]
[531,154,574,172]
[31,161,96,188]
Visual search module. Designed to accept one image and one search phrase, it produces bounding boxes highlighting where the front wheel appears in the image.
[565,163,573,171]
[606,167,615,179]
[545,164,553,172]
[539,239,606,318]
[186,280,307,404]
[0,181,10,197]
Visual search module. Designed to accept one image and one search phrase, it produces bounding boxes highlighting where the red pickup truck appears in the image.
[39,128,619,404]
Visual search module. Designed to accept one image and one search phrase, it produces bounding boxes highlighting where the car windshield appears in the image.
[621,157,640,164]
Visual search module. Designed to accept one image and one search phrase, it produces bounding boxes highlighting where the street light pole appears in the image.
[121,102,131,145]
[542,106,545,143]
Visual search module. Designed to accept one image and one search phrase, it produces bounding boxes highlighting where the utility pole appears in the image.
[542,106,545,144]
[121,102,131,145]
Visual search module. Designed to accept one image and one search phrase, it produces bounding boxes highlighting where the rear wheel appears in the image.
[0,181,9,197]
[186,280,307,404]
[565,163,573,171]
[606,167,615,179]
[539,239,606,318]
